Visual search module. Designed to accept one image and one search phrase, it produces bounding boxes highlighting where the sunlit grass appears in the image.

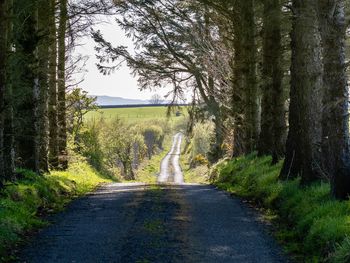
[180,138,209,184]
[86,106,188,124]
[211,153,350,262]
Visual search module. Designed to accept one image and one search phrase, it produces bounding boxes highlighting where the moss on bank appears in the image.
[0,155,115,261]
[211,153,350,262]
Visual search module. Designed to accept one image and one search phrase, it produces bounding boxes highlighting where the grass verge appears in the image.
[180,137,209,184]
[0,154,115,261]
[211,153,350,262]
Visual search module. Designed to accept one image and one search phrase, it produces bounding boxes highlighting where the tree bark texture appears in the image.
[319,0,350,199]
[48,0,59,169]
[4,0,15,179]
[36,0,50,172]
[57,0,68,169]
[13,0,38,171]
[258,0,286,163]
[231,3,246,157]
[0,0,6,184]
[280,0,323,183]
[240,0,259,154]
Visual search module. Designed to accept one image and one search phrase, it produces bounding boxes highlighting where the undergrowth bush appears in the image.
[211,153,350,262]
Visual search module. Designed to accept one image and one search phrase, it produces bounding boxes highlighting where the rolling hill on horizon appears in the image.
[92,95,151,106]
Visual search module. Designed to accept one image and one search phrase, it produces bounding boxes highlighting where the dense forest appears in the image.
[0,0,112,184]
[1,0,350,200]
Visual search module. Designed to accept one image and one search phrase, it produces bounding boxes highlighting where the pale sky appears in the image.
[73,18,172,101]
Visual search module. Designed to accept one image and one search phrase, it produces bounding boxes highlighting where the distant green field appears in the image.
[86,106,187,123]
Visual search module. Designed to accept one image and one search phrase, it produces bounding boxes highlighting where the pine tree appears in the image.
[319,0,350,199]
[280,0,323,183]
[36,0,51,172]
[48,0,59,169]
[0,0,7,185]
[241,0,259,153]
[4,0,15,180]
[57,0,68,169]
[258,0,285,163]
[12,0,39,171]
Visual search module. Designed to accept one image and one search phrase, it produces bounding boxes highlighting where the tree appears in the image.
[319,0,350,199]
[241,0,259,154]
[57,0,68,169]
[230,1,246,157]
[66,88,98,146]
[0,0,7,184]
[48,0,59,169]
[149,94,162,105]
[280,0,323,183]
[142,125,163,159]
[101,119,146,180]
[4,0,15,180]
[12,0,39,172]
[36,0,51,172]
[257,0,285,163]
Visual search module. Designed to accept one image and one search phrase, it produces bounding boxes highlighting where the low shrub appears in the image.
[191,154,209,167]
[211,153,350,262]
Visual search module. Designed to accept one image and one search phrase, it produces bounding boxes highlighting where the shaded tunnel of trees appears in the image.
[1,0,350,200]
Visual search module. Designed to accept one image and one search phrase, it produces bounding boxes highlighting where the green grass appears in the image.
[211,153,350,262]
[180,138,209,184]
[0,155,115,261]
[86,106,187,124]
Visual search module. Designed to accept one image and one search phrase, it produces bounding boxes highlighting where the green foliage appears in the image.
[100,118,148,180]
[191,154,209,167]
[211,154,350,262]
[66,87,98,144]
[80,107,188,181]
[78,121,105,171]
[179,137,209,184]
[142,125,164,159]
[190,121,214,160]
[333,237,350,263]
[0,157,113,261]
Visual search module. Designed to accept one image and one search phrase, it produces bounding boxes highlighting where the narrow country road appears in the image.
[20,184,288,263]
[19,134,289,263]
[158,132,183,184]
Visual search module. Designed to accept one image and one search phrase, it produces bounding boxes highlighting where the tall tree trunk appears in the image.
[36,0,50,172]
[0,0,6,185]
[208,97,224,162]
[241,0,259,153]
[280,0,323,183]
[57,0,68,169]
[319,0,350,199]
[204,9,224,162]
[4,0,15,179]
[231,4,245,157]
[258,0,285,163]
[48,0,59,169]
[13,0,38,172]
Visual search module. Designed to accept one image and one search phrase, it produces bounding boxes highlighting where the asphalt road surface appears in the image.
[20,183,288,263]
[20,134,288,262]
[157,133,183,184]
